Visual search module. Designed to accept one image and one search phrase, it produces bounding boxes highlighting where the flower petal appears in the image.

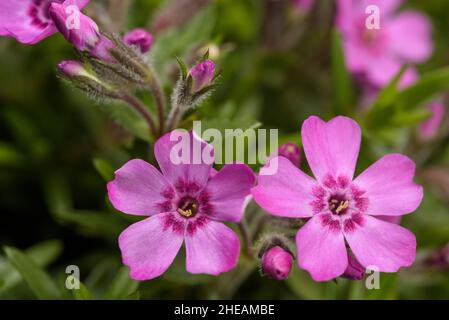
[203,164,256,222]
[154,130,214,188]
[296,214,348,281]
[107,159,174,216]
[185,219,240,275]
[251,156,317,218]
[389,11,433,63]
[301,116,361,182]
[119,213,184,281]
[344,215,416,272]
[354,154,423,216]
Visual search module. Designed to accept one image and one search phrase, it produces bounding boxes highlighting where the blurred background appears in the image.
[1,0,449,299]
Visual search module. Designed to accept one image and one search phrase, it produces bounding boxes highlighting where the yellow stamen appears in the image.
[335,200,349,214]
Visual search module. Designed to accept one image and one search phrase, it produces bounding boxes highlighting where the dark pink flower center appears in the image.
[28,0,63,29]
[311,175,369,233]
[177,197,199,218]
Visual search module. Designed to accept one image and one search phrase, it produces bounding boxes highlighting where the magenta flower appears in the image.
[0,0,89,44]
[190,59,215,93]
[252,116,423,281]
[49,2,114,61]
[277,142,301,168]
[123,28,153,54]
[336,0,433,88]
[419,102,445,141]
[261,246,294,280]
[107,131,255,280]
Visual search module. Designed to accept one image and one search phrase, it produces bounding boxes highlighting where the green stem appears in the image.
[121,93,158,138]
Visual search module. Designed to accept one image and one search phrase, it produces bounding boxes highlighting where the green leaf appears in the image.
[369,65,408,112]
[73,282,92,300]
[105,267,139,299]
[93,157,115,181]
[331,29,354,116]
[3,246,61,299]
[176,57,189,80]
[396,66,449,109]
[0,240,63,295]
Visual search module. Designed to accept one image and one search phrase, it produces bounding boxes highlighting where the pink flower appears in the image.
[419,102,445,141]
[190,59,215,92]
[252,116,423,281]
[261,246,294,280]
[49,2,114,61]
[0,0,89,44]
[123,28,153,54]
[336,0,433,88]
[57,60,87,76]
[107,131,256,280]
[278,142,301,167]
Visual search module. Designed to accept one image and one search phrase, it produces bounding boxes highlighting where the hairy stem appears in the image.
[147,72,166,134]
[121,93,158,137]
[238,219,253,258]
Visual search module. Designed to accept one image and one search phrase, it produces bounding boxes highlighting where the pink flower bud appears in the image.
[123,28,154,54]
[49,3,114,61]
[58,60,88,77]
[419,102,445,141]
[278,142,301,167]
[341,254,364,280]
[189,59,215,92]
[261,246,294,280]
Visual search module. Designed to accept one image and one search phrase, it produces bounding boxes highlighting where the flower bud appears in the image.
[49,3,114,61]
[341,254,364,280]
[419,102,445,141]
[123,28,154,54]
[261,246,294,280]
[57,60,89,77]
[278,142,301,167]
[189,59,215,92]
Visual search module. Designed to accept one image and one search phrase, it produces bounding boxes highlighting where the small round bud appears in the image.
[341,254,364,280]
[58,60,88,77]
[278,142,301,167]
[261,246,294,280]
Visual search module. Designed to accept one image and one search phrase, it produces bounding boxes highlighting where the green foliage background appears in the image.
[1,0,449,299]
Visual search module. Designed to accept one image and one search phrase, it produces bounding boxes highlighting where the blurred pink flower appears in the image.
[252,116,422,281]
[278,142,301,167]
[419,102,445,141]
[0,0,89,44]
[336,0,433,88]
[293,0,314,12]
[108,131,255,280]
[261,246,294,280]
[123,28,154,54]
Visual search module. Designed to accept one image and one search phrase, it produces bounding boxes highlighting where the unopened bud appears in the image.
[58,60,89,77]
[261,246,294,280]
[189,59,215,92]
[341,254,364,280]
[123,28,154,54]
[278,142,301,167]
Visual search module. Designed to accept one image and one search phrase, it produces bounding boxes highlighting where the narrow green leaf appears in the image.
[93,157,115,181]
[176,57,189,80]
[3,246,61,300]
[396,66,449,109]
[0,240,63,294]
[105,266,139,299]
[331,29,354,116]
[72,282,92,300]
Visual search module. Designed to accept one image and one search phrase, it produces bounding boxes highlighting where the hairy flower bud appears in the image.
[261,246,294,280]
[49,3,114,61]
[58,60,89,77]
[124,28,154,54]
[278,142,301,167]
[189,59,215,92]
